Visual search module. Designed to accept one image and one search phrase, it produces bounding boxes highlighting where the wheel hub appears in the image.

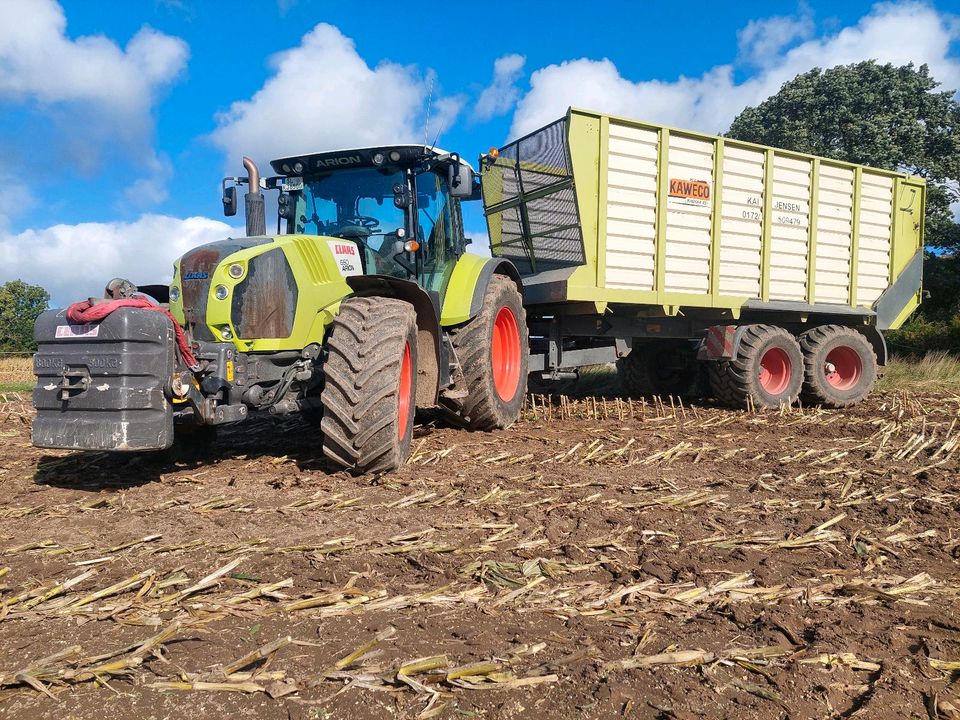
[823,345,862,390]
[758,346,792,395]
[398,341,412,436]
[491,306,521,402]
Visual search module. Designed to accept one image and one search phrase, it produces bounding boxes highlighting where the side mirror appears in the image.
[448,163,474,199]
[393,183,411,209]
[469,175,483,201]
[222,185,238,217]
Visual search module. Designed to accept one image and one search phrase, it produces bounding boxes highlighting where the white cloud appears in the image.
[509,2,960,139]
[0,0,187,114]
[212,24,461,168]
[474,54,526,122]
[0,0,188,198]
[0,215,236,305]
[122,153,174,209]
[737,10,815,67]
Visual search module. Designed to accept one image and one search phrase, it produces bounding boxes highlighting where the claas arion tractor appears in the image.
[32,147,528,473]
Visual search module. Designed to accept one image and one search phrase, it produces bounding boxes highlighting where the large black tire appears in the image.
[708,324,803,409]
[320,297,417,474]
[799,325,877,408]
[449,276,528,430]
[617,341,698,398]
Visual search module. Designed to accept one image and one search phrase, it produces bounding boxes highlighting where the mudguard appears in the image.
[345,275,442,407]
[440,255,522,327]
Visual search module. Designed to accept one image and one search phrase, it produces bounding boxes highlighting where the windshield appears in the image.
[295,167,406,245]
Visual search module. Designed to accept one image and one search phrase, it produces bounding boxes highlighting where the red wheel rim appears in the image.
[492,306,521,401]
[824,345,862,390]
[398,341,412,437]
[758,346,792,395]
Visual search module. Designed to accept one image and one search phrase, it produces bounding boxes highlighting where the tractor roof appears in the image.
[270,145,475,175]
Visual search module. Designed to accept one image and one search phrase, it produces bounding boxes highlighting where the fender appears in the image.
[440,255,522,327]
[345,275,442,407]
[697,324,752,362]
[698,322,888,367]
[856,325,888,367]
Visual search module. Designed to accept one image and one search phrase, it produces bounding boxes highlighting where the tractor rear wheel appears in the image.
[799,325,877,408]
[320,297,418,474]
[708,324,803,409]
[449,276,528,430]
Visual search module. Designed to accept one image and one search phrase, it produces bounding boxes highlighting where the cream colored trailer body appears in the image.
[482,108,925,331]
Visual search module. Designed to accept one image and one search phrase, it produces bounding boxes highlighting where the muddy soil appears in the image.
[1,390,959,719]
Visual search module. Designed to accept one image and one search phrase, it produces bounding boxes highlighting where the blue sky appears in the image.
[1,0,958,302]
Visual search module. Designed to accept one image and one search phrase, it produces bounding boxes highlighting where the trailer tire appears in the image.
[617,341,697,398]
[799,325,877,408]
[449,276,528,430]
[708,324,803,409]
[320,297,417,475]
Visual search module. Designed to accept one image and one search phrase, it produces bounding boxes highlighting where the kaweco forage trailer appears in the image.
[32,107,924,473]
[483,108,924,407]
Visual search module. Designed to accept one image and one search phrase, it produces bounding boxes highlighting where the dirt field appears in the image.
[1,385,960,720]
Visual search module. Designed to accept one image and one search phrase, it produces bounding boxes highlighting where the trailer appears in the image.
[31,107,925,473]
[481,108,925,407]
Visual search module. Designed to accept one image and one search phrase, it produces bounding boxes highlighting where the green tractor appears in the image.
[32,146,529,473]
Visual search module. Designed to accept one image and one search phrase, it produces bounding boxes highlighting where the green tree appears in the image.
[0,280,50,352]
[727,61,960,251]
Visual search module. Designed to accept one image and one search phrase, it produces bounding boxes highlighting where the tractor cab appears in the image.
[222,146,479,297]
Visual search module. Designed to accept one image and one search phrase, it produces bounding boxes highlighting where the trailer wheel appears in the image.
[617,341,698,398]
[708,324,803,409]
[320,297,417,474]
[449,275,528,430]
[799,325,877,408]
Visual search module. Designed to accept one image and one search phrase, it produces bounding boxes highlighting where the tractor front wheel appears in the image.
[320,297,418,474]
[449,276,528,430]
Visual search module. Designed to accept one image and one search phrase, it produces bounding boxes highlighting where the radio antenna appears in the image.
[429,116,445,153]
[423,74,435,147]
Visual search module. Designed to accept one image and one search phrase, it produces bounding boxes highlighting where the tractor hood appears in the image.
[170,234,359,352]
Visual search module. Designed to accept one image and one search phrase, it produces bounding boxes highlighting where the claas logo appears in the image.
[334,244,356,255]
[669,179,710,201]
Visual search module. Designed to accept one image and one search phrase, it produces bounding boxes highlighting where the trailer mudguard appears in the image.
[440,255,522,327]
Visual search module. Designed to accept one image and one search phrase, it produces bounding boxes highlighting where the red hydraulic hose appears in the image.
[65,297,200,370]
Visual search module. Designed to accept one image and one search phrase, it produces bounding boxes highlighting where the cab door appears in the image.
[415,171,464,302]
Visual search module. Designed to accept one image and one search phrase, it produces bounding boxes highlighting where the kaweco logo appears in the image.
[183,271,209,280]
[316,155,361,168]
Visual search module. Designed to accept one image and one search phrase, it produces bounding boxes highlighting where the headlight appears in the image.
[170,286,180,302]
[228,263,244,279]
[215,284,229,300]
[221,327,233,340]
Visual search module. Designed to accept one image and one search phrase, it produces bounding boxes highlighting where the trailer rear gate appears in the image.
[482,108,925,331]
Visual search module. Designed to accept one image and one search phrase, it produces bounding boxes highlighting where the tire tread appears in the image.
[320,297,416,474]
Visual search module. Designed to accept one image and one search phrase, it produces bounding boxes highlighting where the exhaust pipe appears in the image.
[242,156,266,237]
